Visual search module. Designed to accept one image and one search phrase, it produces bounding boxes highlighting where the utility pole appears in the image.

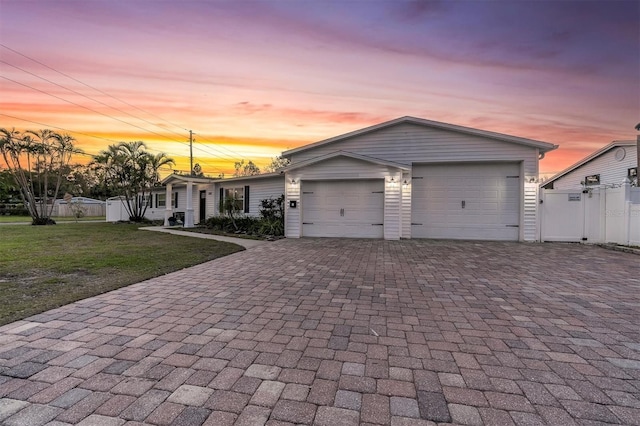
[189,130,194,176]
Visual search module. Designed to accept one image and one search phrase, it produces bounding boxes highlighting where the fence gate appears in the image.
[540,189,601,242]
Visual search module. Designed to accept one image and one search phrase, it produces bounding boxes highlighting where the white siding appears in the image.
[288,122,540,178]
[401,174,412,238]
[214,176,285,218]
[551,146,637,189]
[384,175,402,240]
[286,180,301,238]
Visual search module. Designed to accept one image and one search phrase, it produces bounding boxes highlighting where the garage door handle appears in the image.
[372,223,383,226]
[461,200,465,209]
[340,208,344,216]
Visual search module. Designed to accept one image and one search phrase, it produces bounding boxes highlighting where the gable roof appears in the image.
[282,116,558,157]
[161,173,217,186]
[541,140,637,188]
[284,150,410,172]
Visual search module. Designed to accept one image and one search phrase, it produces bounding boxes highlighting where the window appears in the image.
[584,174,600,186]
[173,192,179,208]
[224,187,244,211]
[156,193,166,208]
[221,186,250,213]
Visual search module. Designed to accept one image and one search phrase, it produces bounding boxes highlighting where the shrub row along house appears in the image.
[109,116,562,241]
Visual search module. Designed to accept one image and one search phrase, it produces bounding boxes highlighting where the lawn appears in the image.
[0,222,244,325]
[0,215,105,223]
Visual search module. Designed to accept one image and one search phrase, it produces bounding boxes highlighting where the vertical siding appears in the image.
[551,146,637,189]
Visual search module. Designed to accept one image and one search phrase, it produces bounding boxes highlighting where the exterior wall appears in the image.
[286,122,542,241]
[214,176,285,218]
[285,156,404,239]
[549,146,637,190]
[287,122,540,179]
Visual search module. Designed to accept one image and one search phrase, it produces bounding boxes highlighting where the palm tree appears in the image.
[93,141,174,221]
[0,128,78,224]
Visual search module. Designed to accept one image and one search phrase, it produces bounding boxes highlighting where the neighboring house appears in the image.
[539,138,640,245]
[541,140,638,190]
[117,116,559,241]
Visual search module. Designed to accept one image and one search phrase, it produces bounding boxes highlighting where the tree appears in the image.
[0,127,80,225]
[92,141,174,222]
[263,156,290,173]
[233,159,261,177]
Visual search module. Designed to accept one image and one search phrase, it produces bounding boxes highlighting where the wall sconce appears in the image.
[402,180,409,187]
[290,178,297,184]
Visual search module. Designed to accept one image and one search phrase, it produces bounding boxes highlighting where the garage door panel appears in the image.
[302,179,384,238]
[412,163,520,241]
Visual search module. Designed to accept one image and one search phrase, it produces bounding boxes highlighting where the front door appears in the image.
[199,190,206,223]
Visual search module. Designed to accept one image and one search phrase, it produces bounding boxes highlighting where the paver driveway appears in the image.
[1,239,639,426]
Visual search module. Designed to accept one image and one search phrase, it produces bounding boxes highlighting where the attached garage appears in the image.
[411,163,521,240]
[301,179,384,238]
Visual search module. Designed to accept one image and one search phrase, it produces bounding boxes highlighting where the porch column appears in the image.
[185,181,194,227]
[163,183,173,226]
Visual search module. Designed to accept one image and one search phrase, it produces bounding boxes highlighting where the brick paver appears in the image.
[1,239,639,425]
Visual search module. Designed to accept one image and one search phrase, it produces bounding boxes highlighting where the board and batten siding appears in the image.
[286,156,405,239]
[549,145,637,190]
[287,122,540,178]
[214,176,285,217]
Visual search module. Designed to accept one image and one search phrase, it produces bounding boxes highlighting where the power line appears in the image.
[0,43,190,134]
[0,43,261,161]
[0,113,228,175]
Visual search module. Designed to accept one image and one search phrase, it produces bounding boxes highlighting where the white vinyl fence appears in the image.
[540,183,640,245]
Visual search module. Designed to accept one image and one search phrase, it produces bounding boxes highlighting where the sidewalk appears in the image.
[140,226,267,249]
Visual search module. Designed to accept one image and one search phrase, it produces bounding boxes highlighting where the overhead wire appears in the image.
[0,43,258,162]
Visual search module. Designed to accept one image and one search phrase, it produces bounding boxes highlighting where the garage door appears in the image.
[302,180,384,238]
[412,163,520,240]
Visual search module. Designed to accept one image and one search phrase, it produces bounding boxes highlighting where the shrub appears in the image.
[203,194,285,237]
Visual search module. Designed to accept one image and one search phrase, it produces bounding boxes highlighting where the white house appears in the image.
[212,116,557,241]
[541,140,637,190]
[119,116,558,241]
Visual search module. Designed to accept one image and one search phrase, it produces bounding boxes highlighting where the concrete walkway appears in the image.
[140,226,267,249]
[1,239,639,425]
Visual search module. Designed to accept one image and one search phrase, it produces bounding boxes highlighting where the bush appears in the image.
[203,194,285,237]
[0,203,29,216]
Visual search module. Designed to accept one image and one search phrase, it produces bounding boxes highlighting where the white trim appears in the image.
[284,151,411,172]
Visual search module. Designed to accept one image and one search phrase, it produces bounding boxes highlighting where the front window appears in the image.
[224,187,244,212]
[156,193,166,208]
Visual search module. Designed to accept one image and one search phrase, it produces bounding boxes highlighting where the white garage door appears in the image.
[412,163,520,240]
[302,179,384,238]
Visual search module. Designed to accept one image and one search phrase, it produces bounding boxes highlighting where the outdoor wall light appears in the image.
[403,180,409,186]
[290,179,297,184]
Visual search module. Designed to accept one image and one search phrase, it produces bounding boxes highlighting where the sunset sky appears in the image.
[1,0,638,178]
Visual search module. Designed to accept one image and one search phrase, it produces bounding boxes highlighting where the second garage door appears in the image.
[411,163,520,240]
[302,179,384,238]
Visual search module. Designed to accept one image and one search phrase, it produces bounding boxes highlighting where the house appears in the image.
[541,140,638,190]
[209,116,557,241]
[119,116,557,240]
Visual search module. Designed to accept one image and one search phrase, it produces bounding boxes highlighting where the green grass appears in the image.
[0,222,244,325]
[0,215,106,223]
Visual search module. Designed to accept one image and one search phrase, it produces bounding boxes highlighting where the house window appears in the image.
[584,174,600,186]
[173,192,179,208]
[224,187,244,211]
[156,193,166,208]
[221,186,250,213]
